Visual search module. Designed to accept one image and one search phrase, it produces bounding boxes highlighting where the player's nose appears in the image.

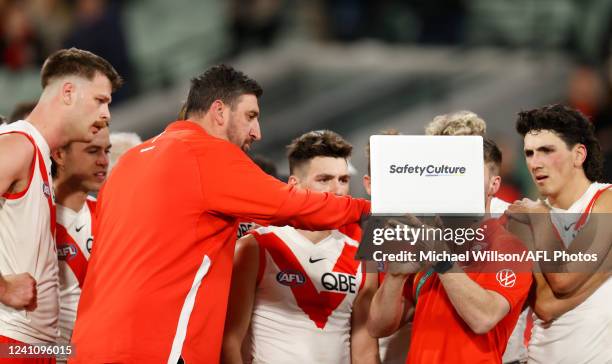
[250,120,262,141]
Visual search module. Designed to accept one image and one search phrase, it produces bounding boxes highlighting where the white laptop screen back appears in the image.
[370,135,484,215]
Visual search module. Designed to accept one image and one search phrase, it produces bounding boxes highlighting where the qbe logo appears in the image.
[276,270,306,286]
[496,269,516,288]
[321,272,356,293]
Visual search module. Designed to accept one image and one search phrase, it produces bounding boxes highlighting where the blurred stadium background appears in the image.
[1,0,611,198]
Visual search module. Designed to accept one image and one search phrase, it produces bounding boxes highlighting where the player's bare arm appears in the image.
[367,266,415,338]
[507,196,612,293]
[221,234,260,364]
[533,272,611,322]
[0,133,35,195]
[527,193,612,294]
[350,269,380,364]
[437,267,510,334]
[0,273,37,311]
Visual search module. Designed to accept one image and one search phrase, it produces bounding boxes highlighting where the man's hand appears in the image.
[0,273,37,311]
[383,214,446,275]
[386,260,421,277]
[506,198,549,224]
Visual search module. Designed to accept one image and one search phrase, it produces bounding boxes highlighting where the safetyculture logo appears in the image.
[496,269,516,288]
[388,164,466,177]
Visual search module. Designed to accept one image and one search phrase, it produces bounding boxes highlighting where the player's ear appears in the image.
[209,100,226,126]
[287,175,299,186]
[51,148,67,169]
[573,143,587,168]
[362,175,371,195]
[488,175,501,196]
[61,81,75,106]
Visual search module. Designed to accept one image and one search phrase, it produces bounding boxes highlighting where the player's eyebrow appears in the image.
[97,94,111,103]
[524,144,555,153]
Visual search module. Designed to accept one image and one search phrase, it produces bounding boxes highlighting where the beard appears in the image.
[227,117,253,152]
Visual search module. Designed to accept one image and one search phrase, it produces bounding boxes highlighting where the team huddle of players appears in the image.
[0,48,610,364]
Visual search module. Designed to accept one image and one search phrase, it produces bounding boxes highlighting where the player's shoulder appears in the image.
[0,132,35,154]
[0,132,36,172]
[235,232,261,262]
[592,184,612,213]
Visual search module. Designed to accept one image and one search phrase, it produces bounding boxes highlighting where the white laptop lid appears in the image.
[370,135,484,215]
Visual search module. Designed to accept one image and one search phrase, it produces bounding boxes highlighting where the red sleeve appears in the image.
[200,143,370,231]
[476,233,533,311]
[477,271,532,312]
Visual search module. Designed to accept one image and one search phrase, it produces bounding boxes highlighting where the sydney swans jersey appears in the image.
[529,182,612,364]
[69,121,370,364]
[0,120,59,344]
[249,226,364,364]
[56,198,95,345]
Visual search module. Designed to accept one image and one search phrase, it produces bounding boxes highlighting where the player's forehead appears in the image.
[305,156,348,177]
[82,72,112,96]
[523,129,565,149]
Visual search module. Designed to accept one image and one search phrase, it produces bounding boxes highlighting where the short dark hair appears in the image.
[516,104,603,182]
[184,64,263,118]
[41,48,123,91]
[287,130,352,174]
[9,101,37,123]
[483,137,502,175]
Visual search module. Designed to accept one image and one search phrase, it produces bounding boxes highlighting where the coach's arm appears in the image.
[221,235,260,364]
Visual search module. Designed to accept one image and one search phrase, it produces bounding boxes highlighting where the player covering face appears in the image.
[367,124,532,364]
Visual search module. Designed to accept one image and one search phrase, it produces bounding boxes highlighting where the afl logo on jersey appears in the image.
[42,182,51,198]
[276,270,306,286]
[57,243,78,261]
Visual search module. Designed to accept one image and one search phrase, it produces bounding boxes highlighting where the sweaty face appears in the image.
[226,94,261,152]
[68,73,112,143]
[296,157,350,196]
[523,130,579,199]
[61,127,111,192]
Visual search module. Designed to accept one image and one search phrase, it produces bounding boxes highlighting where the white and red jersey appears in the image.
[529,182,612,364]
[0,120,59,344]
[56,197,96,345]
[491,196,510,215]
[248,226,364,364]
[378,323,411,364]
